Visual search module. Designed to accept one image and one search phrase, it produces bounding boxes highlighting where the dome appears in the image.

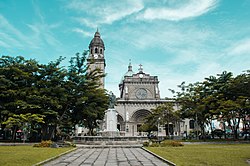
[89,31,105,49]
[120,71,134,83]
[120,62,134,83]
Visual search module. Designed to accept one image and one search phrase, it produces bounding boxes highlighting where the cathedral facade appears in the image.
[115,62,169,136]
[87,31,193,137]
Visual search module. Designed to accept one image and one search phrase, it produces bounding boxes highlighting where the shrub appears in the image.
[160,140,184,147]
[150,142,160,147]
[143,141,149,147]
[212,129,224,139]
[64,141,76,147]
[33,140,53,148]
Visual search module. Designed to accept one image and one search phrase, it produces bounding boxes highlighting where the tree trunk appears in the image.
[209,121,214,139]
[223,121,227,139]
[234,118,240,140]
[200,123,205,141]
[41,124,49,140]
[88,128,94,136]
[11,125,17,142]
[48,125,56,140]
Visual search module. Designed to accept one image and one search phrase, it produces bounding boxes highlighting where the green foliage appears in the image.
[143,102,180,136]
[143,141,149,147]
[67,51,109,135]
[0,52,109,140]
[3,113,44,128]
[3,113,45,142]
[160,140,184,147]
[174,70,250,140]
[150,142,160,147]
[146,140,183,147]
[64,141,76,147]
[138,123,157,133]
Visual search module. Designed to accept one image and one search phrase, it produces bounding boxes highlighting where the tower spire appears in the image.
[128,59,132,71]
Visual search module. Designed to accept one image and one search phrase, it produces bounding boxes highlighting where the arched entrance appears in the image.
[117,114,125,132]
[130,109,151,136]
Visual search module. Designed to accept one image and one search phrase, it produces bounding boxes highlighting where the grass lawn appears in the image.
[147,144,250,166]
[0,146,74,166]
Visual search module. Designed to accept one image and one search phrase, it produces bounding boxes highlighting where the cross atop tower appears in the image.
[138,64,143,73]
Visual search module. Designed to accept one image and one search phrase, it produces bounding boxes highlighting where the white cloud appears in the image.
[0,40,10,48]
[229,38,250,55]
[0,13,62,52]
[137,0,219,21]
[154,62,223,97]
[27,23,61,48]
[0,14,32,49]
[74,18,98,29]
[67,0,144,27]
[72,28,92,37]
[67,0,219,27]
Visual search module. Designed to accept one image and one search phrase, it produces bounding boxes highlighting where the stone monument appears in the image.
[101,91,119,137]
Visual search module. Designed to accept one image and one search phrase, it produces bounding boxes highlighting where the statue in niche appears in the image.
[125,86,128,93]
[108,91,116,109]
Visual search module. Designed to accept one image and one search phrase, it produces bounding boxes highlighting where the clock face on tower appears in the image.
[135,88,147,99]
[94,54,98,59]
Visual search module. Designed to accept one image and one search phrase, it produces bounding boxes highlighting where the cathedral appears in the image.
[86,30,192,137]
[115,62,169,136]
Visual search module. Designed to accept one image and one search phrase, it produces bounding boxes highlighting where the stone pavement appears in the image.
[43,147,169,166]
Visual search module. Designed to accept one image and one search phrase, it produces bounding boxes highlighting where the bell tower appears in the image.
[87,30,106,89]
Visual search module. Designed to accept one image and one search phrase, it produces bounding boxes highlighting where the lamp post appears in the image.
[157,117,161,137]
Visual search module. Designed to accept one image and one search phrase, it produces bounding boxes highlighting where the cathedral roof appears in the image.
[89,30,105,49]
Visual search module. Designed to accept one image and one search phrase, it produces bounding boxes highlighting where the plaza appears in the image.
[43,147,170,166]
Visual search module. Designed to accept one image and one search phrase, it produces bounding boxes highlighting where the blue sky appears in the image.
[1,0,250,98]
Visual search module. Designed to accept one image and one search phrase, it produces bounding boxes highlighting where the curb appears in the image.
[33,147,77,166]
[142,147,176,166]
[0,143,36,146]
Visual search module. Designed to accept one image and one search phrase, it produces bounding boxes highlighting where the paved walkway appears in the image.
[43,147,169,166]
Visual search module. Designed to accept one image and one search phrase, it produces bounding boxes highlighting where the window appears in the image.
[95,48,98,53]
[189,120,195,129]
[100,49,103,54]
[90,49,93,54]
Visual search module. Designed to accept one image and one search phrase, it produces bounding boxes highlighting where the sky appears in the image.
[0,0,250,98]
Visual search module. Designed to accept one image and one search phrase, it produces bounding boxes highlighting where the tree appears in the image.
[138,123,158,136]
[0,56,41,140]
[0,52,109,140]
[174,70,250,140]
[66,51,109,136]
[175,82,209,139]
[3,113,44,142]
[144,102,179,138]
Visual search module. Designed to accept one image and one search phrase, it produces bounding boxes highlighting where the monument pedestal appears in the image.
[101,108,119,137]
[106,108,117,131]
